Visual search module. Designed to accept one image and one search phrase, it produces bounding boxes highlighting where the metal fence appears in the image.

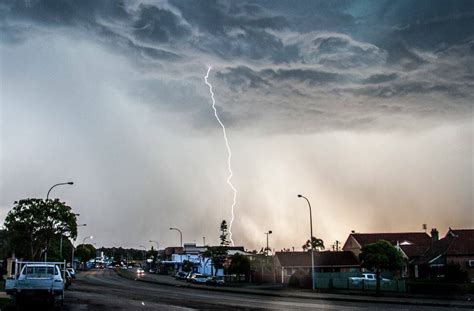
[314,272,406,293]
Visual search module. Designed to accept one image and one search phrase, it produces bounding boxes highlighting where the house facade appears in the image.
[274,251,360,284]
[414,228,474,281]
[342,231,433,277]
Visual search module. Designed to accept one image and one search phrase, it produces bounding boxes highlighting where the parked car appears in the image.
[206,276,225,286]
[175,271,188,280]
[67,267,76,278]
[5,261,65,307]
[190,274,209,284]
[65,270,72,289]
[185,272,196,282]
[349,273,390,284]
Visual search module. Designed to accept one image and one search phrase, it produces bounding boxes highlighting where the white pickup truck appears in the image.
[5,261,66,308]
[349,273,390,284]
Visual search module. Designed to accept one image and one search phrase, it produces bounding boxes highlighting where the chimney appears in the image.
[431,228,439,242]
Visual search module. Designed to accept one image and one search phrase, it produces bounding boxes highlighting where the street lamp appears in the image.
[169,228,183,247]
[264,231,273,256]
[46,181,74,200]
[77,235,93,270]
[71,225,87,270]
[62,223,86,260]
[82,235,93,245]
[149,240,159,250]
[298,194,315,291]
[44,181,74,261]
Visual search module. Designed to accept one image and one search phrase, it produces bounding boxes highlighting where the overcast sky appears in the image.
[1,0,473,251]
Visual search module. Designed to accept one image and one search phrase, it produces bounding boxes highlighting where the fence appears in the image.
[314,272,407,293]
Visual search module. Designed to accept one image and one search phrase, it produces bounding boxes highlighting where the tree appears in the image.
[219,220,230,246]
[182,260,194,272]
[0,230,8,277]
[359,240,405,293]
[4,198,78,260]
[302,237,325,252]
[228,253,251,282]
[0,229,8,258]
[203,220,230,276]
[75,244,96,263]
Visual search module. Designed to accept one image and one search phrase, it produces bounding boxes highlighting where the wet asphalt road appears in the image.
[45,269,466,310]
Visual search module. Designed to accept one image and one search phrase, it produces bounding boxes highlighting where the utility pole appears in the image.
[298,194,316,291]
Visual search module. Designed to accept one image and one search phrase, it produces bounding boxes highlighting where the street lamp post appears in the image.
[63,223,85,260]
[264,231,273,256]
[82,235,93,245]
[71,224,87,269]
[169,228,183,247]
[298,194,315,291]
[44,181,74,261]
[46,182,74,201]
[71,224,87,268]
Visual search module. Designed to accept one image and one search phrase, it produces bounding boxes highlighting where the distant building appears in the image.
[274,251,360,284]
[161,244,249,276]
[414,228,474,281]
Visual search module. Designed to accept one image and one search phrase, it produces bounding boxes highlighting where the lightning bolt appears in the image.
[204,66,237,246]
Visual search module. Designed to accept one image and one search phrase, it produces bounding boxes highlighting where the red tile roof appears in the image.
[415,228,474,264]
[275,251,360,268]
[444,228,474,255]
[349,232,432,258]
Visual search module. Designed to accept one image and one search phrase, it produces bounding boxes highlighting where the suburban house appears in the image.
[342,231,433,277]
[413,228,474,281]
[274,251,360,284]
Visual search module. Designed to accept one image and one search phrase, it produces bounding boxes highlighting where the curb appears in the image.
[116,272,474,309]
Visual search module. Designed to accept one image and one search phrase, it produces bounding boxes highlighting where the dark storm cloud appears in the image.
[254,0,355,32]
[133,4,191,43]
[169,0,292,61]
[262,68,346,85]
[345,82,466,99]
[0,0,182,61]
[1,0,473,131]
[6,0,129,25]
[362,73,398,84]
[215,66,271,91]
[170,0,287,34]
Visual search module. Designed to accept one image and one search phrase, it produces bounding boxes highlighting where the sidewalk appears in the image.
[118,271,474,309]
